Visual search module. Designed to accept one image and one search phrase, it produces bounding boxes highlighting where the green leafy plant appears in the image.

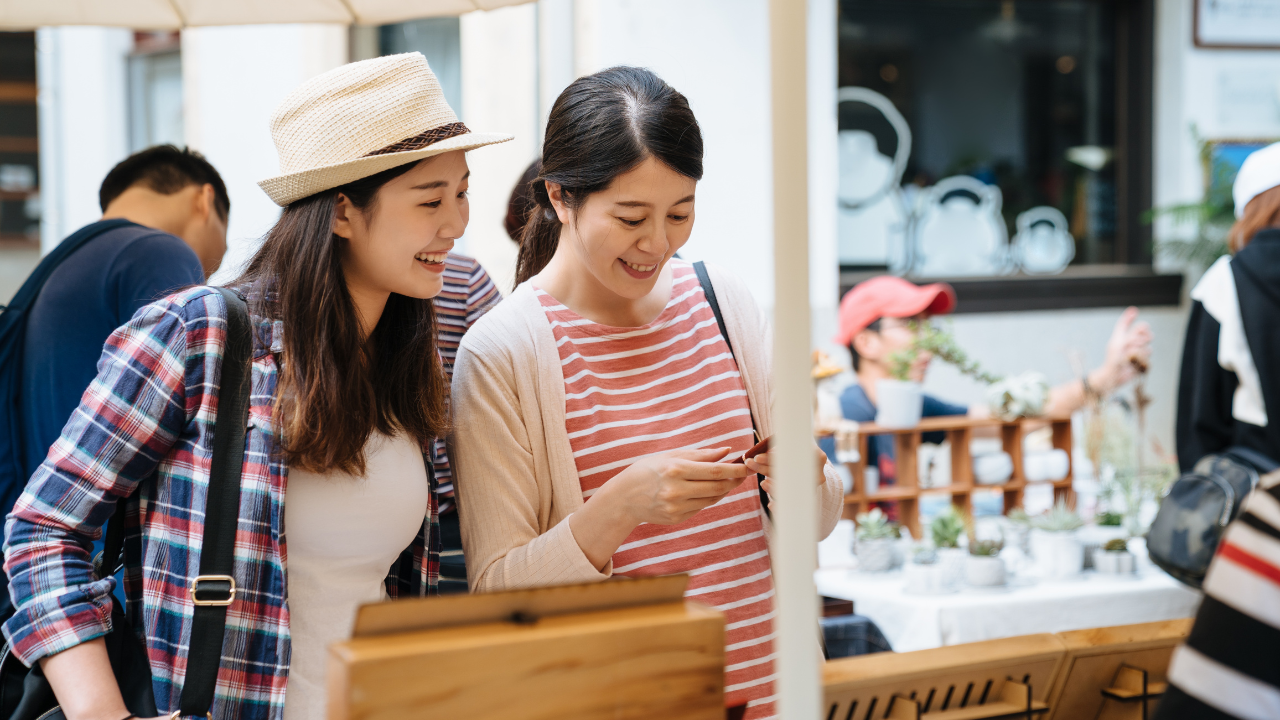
[1007,507,1031,526]
[887,321,1003,385]
[929,506,966,549]
[970,539,1004,557]
[1144,131,1238,269]
[1103,538,1130,553]
[1031,499,1085,533]
[1096,511,1124,527]
[856,508,901,540]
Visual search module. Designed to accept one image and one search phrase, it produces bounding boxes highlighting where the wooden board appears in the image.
[1043,619,1191,720]
[329,600,725,720]
[823,633,1066,719]
[352,574,688,637]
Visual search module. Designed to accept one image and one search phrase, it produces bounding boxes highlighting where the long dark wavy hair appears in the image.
[234,162,448,474]
[514,66,705,286]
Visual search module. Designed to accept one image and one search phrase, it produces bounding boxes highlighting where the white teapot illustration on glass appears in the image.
[837,87,912,272]
[1012,206,1075,275]
[910,175,1011,277]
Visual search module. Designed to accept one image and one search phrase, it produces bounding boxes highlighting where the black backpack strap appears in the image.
[178,288,252,718]
[692,261,771,518]
[1225,446,1279,475]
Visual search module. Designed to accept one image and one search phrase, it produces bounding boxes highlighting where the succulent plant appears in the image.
[855,508,901,541]
[969,539,1004,557]
[1007,507,1031,526]
[912,548,938,565]
[1103,538,1130,553]
[930,506,966,549]
[1031,499,1085,533]
[1096,511,1124,527]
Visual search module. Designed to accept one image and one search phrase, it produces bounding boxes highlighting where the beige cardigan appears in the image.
[450,262,844,592]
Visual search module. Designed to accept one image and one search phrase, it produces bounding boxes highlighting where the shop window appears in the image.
[128,32,184,153]
[0,32,39,247]
[838,0,1155,285]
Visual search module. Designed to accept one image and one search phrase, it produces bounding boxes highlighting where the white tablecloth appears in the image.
[815,567,1202,653]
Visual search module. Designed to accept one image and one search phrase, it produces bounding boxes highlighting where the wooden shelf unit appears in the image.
[843,415,1075,539]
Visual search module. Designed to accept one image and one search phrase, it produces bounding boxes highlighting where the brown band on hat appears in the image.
[364,122,471,157]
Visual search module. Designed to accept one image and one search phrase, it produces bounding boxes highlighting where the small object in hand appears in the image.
[732,436,771,464]
[1129,354,1149,375]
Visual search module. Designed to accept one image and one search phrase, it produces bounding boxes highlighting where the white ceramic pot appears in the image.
[1025,449,1071,482]
[965,554,1006,587]
[1093,549,1136,575]
[936,547,967,587]
[856,537,903,573]
[1030,529,1084,578]
[875,380,924,428]
[973,452,1014,485]
[904,562,955,594]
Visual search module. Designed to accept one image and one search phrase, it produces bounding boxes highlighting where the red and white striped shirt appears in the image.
[537,261,777,718]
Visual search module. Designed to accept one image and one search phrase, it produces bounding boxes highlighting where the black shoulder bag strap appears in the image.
[692,261,771,518]
[177,288,252,718]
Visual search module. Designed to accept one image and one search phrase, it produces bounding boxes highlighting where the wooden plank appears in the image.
[1044,619,1191,720]
[329,601,724,720]
[352,575,688,638]
[0,137,38,153]
[0,83,36,103]
[857,416,1073,436]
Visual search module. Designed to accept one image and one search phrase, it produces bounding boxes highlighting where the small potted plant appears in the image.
[1029,499,1085,578]
[855,508,903,572]
[904,548,955,595]
[930,506,968,586]
[965,538,1006,587]
[1093,538,1136,575]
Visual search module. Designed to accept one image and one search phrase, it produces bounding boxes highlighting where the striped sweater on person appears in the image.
[430,252,501,511]
[536,261,778,719]
[1155,470,1280,720]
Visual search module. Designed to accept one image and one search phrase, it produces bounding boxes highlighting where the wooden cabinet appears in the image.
[843,416,1075,538]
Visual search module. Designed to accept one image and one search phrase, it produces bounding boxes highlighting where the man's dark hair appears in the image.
[99,145,230,222]
[848,318,882,372]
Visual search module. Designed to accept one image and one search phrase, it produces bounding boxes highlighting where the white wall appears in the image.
[35,27,132,252]
[183,24,348,283]
[1153,0,1280,264]
[459,3,540,293]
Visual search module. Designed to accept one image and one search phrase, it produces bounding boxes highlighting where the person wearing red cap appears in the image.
[827,276,1153,491]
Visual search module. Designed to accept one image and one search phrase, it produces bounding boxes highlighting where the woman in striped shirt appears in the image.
[451,67,844,720]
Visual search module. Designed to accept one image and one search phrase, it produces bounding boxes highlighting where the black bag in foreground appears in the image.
[1146,446,1278,588]
[0,287,252,719]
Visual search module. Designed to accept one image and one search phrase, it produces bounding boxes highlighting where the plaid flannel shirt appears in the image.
[430,253,501,511]
[3,287,440,720]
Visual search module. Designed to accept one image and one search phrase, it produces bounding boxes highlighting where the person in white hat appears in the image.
[1159,145,1280,720]
[4,52,509,720]
[1174,141,1280,475]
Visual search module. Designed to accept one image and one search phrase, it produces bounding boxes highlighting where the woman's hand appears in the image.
[744,444,832,497]
[569,447,754,571]
[1094,306,1154,393]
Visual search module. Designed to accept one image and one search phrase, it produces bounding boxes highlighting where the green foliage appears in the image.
[856,508,901,540]
[886,320,1004,385]
[1103,538,1130,553]
[970,539,1004,557]
[1007,507,1031,526]
[1031,499,1085,533]
[929,506,966,549]
[1144,132,1236,269]
[1096,511,1124,527]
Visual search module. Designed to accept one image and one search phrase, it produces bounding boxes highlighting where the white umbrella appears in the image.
[0,0,531,30]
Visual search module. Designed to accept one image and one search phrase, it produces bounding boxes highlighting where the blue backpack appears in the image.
[0,220,130,550]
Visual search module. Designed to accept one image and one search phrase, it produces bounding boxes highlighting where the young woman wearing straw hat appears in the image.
[3,53,509,720]
[449,67,843,720]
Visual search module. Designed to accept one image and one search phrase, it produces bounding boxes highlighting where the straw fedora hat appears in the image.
[258,52,511,206]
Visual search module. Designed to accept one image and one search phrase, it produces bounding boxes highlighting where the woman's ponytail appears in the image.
[512,67,704,289]
[514,178,561,286]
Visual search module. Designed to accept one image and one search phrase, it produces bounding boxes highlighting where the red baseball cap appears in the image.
[833,276,957,346]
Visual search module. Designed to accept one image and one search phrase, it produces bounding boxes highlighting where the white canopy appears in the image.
[0,0,531,30]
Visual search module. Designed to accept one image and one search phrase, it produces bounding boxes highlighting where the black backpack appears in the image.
[1146,446,1278,588]
[0,220,131,617]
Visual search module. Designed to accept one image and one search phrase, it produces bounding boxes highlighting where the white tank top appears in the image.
[282,432,429,720]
